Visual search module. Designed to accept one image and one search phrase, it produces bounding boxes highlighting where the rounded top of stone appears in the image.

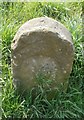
[12,17,73,50]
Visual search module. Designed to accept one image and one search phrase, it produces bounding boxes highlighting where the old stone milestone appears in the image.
[11,17,74,97]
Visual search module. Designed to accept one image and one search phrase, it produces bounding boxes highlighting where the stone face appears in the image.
[11,17,74,96]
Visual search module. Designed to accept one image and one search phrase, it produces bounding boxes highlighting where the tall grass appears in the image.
[1,2,84,118]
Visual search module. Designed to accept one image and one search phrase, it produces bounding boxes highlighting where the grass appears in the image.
[1,2,84,119]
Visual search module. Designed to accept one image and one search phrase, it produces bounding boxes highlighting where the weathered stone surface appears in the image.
[11,17,74,96]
